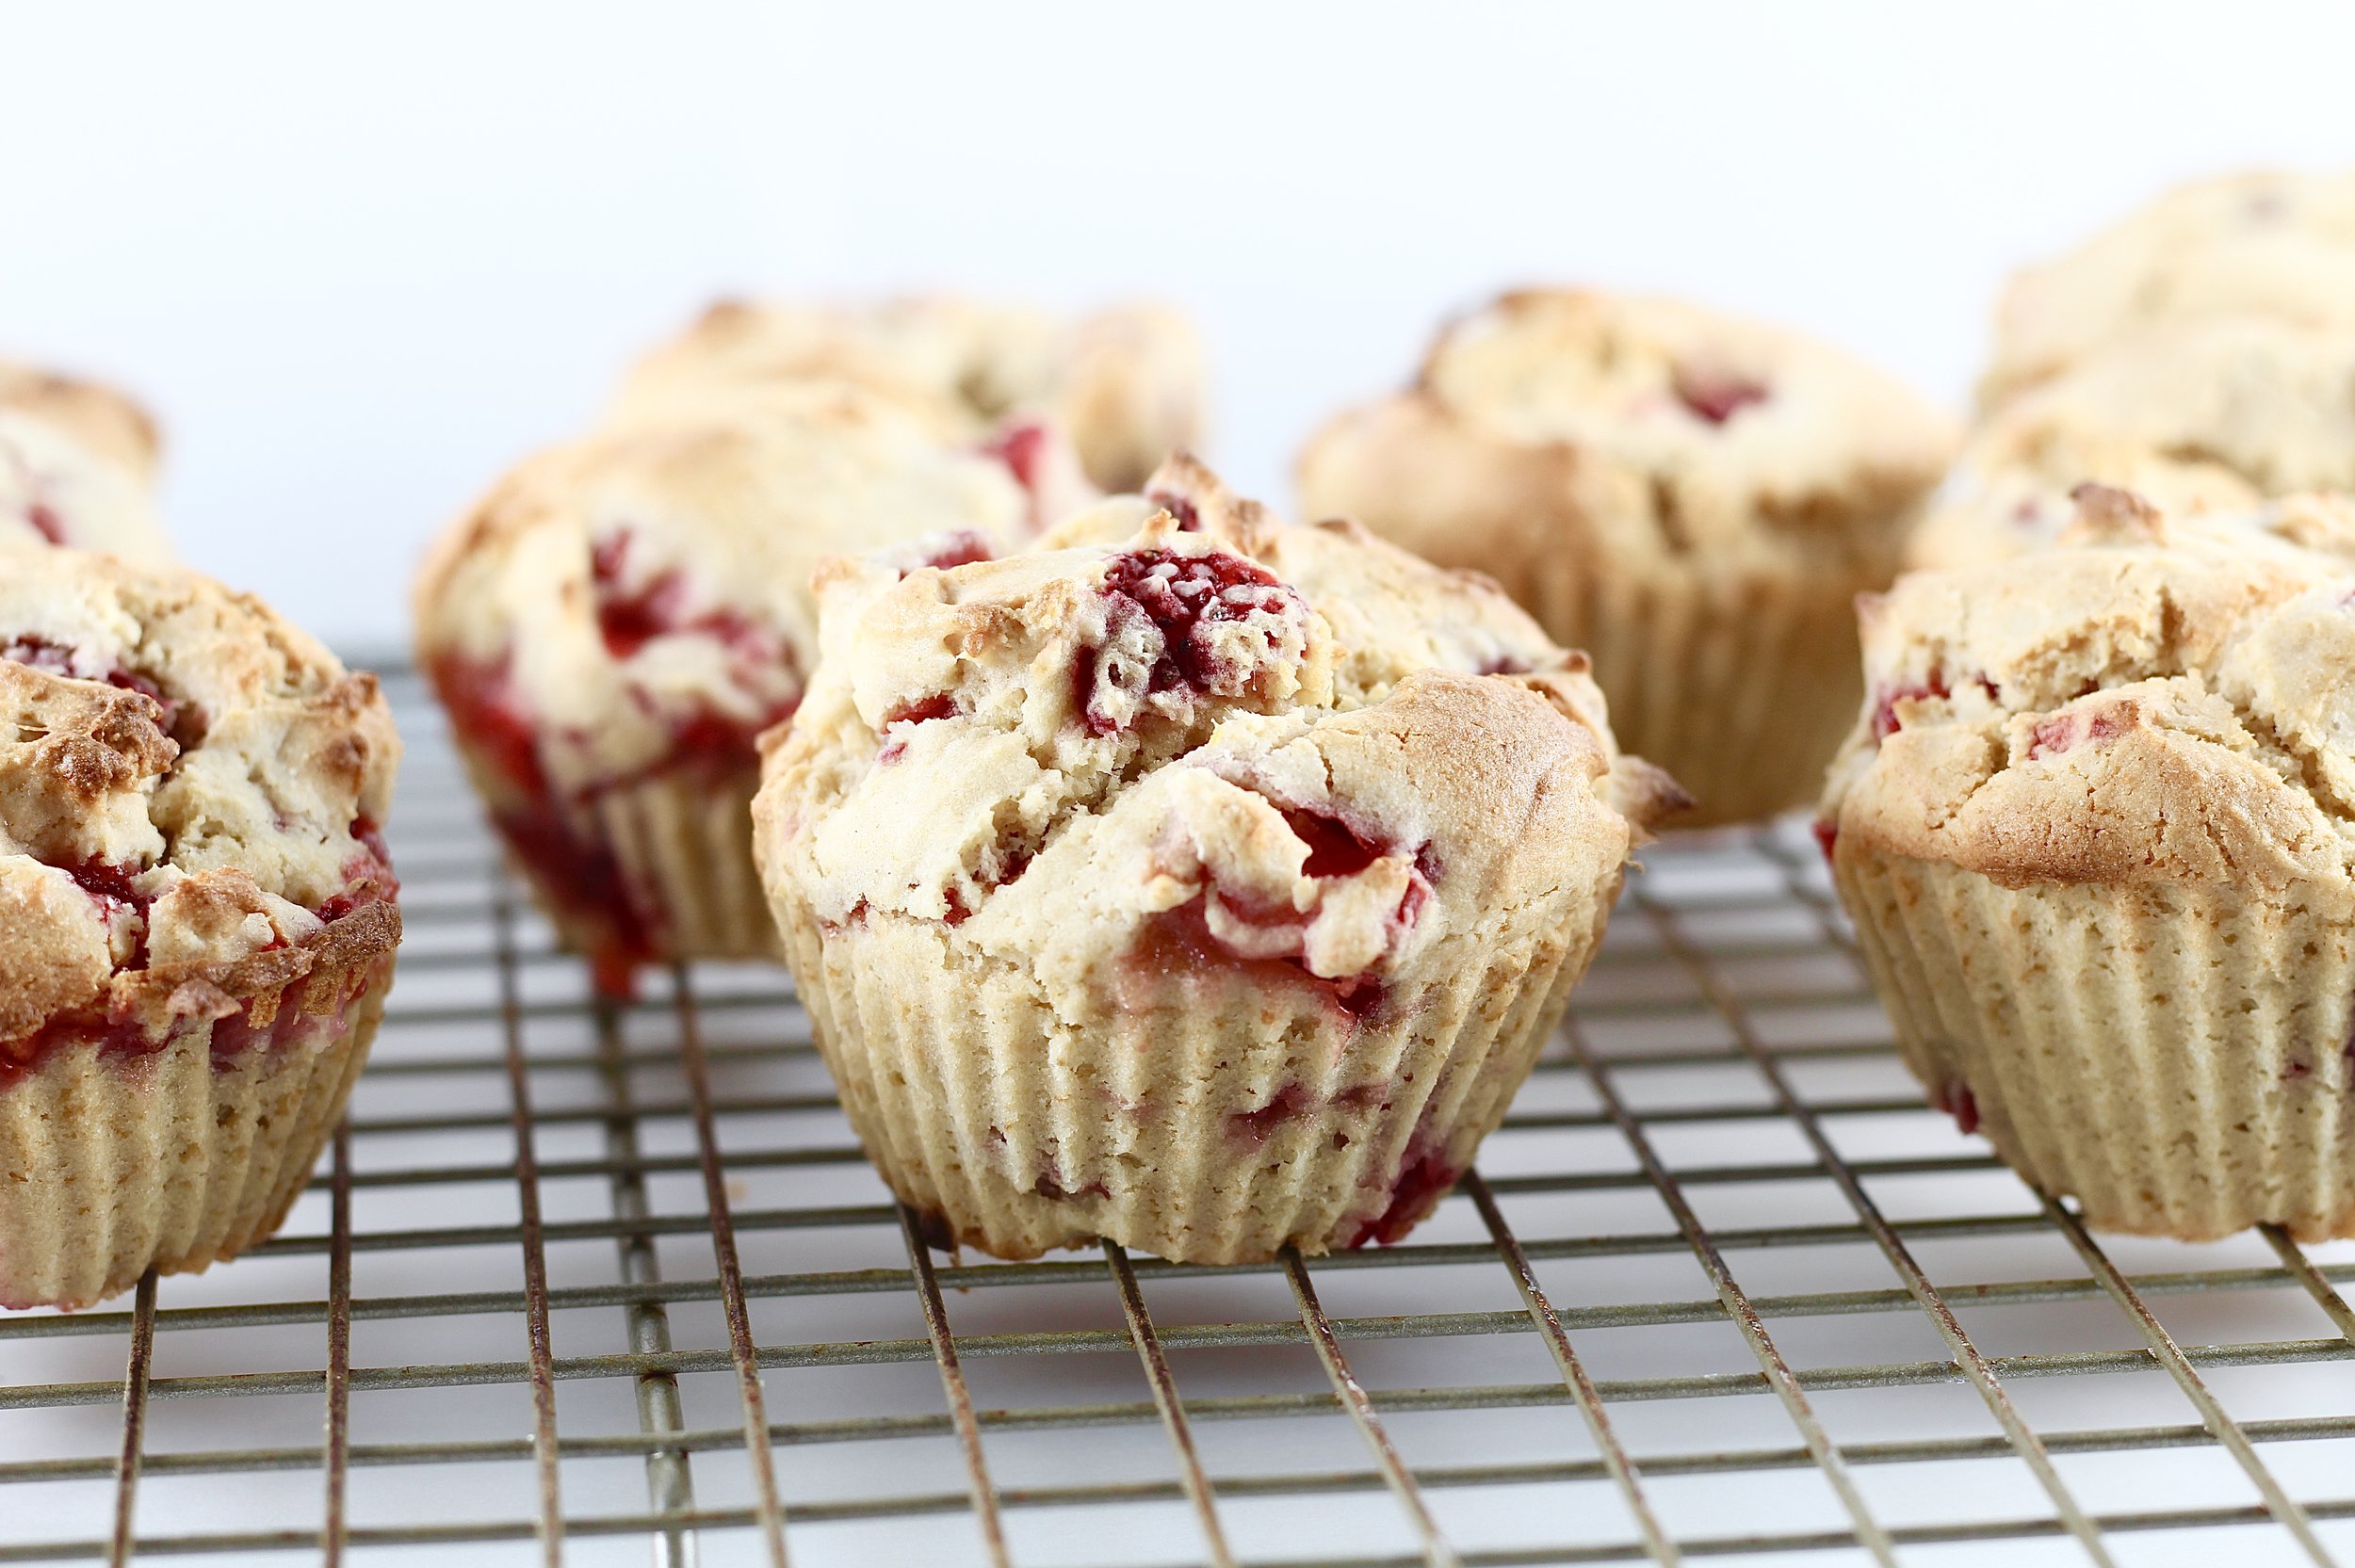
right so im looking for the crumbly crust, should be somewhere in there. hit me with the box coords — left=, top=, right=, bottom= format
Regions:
left=1826, top=486, right=2355, bottom=902
left=0, top=360, right=158, bottom=480
left=614, top=295, right=1205, bottom=493
left=1983, top=167, right=2355, bottom=407
left=1911, top=319, right=2355, bottom=569
left=0, top=358, right=169, bottom=559
left=0, top=549, right=401, bottom=1045
left=1297, top=287, right=1958, bottom=583
left=755, top=459, right=1674, bottom=1258
left=758, top=454, right=1675, bottom=997
left=1293, top=288, right=1953, bottom=824
left=414, top=380, right=1033, bottom=794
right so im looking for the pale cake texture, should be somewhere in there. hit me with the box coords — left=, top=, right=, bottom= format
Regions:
left=0, top=550, right=401, bottom=1306
left=414, top=380, right=1039, bottom=985
left=755, top=457, right=1680, bottom=1264
left=1296, top=287, right=1956, bottom=825
left=1823, top=486, right=2355, bottom=1239
left=617, top=295, right=1205, bottom=493
left=0, top=358, right=169, bottom=561
left=1982, top=167, right=2355, bottom=408
left=1911, top=319, right=2355, bottom=570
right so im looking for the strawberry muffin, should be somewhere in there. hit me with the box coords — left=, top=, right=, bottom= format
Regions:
left=1823, top=484, right=2355, bottom=1240
left=0, top=358, right=170, bottom=560
left=0, top=549, right=400, bottom=1307
left=616, top=295, right=1205, bottom=493
left=414, top=381, right=1047, bottom=993
left=1981, top=167, right=2355, bottom=408
left=1910, top=319, right=2355, bottom=570
left=753, top=457, right=1681, bottom=1264
left=1297, top=288, right=1957, bottom=825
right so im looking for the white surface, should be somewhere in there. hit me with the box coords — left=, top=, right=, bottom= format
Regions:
left=5, top=1, right=2355, bottom=647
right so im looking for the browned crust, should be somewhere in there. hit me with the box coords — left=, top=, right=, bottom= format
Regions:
left=1296, top=392, right=1616, bottom=609
left=27, top=897, right=404, bottom=1046
left=0, top=660, right=178, bottom=804
left=1830, top=491, right=2355, bottom=903
left=0, top=360, right=161, bottom=480
left=1841, top=719, right=2347, bottom=898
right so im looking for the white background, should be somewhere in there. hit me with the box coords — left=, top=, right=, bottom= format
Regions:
left=6, top=1, right=2355, bottom=649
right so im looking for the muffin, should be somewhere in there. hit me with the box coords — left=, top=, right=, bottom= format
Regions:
left=616, top=295, right=1206, bottom=493
left=1982, top=167, right=2355, bottom=408
left=1823, top=484, right=2355, bottom=1240
left=414, top=381, right=1044, bottom=994
left=0, top=358, right=169, bottom=559
left=0, top=549, right=400, bottom=1307
left=753, top=456, right=1681, bottom=1264
left=1296, top=288, right=1957, bottom=826
left=1910, top=319, right=2355, bottom=570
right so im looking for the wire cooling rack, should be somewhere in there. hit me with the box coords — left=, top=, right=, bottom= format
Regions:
left=8, top=667, right=2355, bottom=1568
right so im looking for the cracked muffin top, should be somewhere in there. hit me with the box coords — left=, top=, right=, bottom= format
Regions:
left=755, top=456, right=1682, bottom=995
left=1983, top=167, right=2355, bottom=407
left=614, top=294, right=1205, bottom=493
left=0, top=549, right=400, bottom=1043
left=1911, top=318, right=2355, bottom=570
left=1296, top=288, right=1957, bottom=575
left=1826, top=485, right=2355, bottom=901
left=0, top=358, right=169, bottom=560
left=414, top=380, right=1042, bottom=795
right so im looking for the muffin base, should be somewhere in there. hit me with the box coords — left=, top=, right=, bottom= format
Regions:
left=1835, top=842, right=2355, bottom=1240
left=1552, top=563, right=1866, bottom=828
left=0, top=955, right=397, bottom=1309
left=584, top=768, right=778, bottom=967
left=464, top=757, right=779, bottom=992
left=778, top=888, right=1614, bottom=1266
left=428, top=653, right=780, bottom=992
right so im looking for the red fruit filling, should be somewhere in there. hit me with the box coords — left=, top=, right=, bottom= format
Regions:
left=983, top=420, right=1048, bottom=497
left=2, top=636, right=180, bottom=734
left=1125, top=899, right=1386, bottom=1020
left=1146, top=486, right=1202, bottom=532
left=1226, top=1079, right=1389, bottom=1150
left=1344, top=1138, right=1463, bottom=1249
left=935, top=836, right=1038, bottom=928
left=1123, top=808, right=1430, bottom=1024
left=64, top=860, right=157, bottom=971
left=1811, top=818, right=1838, bottom=864
left=1078, top=549, right=1307, bottom=736
left=317, top=817, right=400, bottom=924
left=899, top=529, right=995, bottom=576
left=590, top=532, right=798, bottom=695
left=428, top=651, right=655, bottom=994
left=1227, top=1082, right=1315, bottom=1148
left=430, top=538, right=802, bottom=994
left=0, top=946, right=391, bottom=1094
left=1929, top=1079, right=1979, bottom=1136
left=878, top=692, right=958, bottom=765
left=1869, top=671, right=1996, bottom=741
left=590, top=534, right=686, bottom=660
left=2025, top=706, right=2129, bottom=760
left=25, top=503, right=65, bottom=546
left=1672, top=367, right=1770, bottom=426
left=1476, top=654, right=1532, bottom=676
left=1279, top=807, right=1384, bottom=879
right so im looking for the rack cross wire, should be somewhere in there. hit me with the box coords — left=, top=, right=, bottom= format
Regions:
left=5, top=667, right=2355, bottom=1566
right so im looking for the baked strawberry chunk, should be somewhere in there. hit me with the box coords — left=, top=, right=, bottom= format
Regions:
left=1079, top=549, right=1309, bottom=735
left=1672, top=367, right=1770, bottom=425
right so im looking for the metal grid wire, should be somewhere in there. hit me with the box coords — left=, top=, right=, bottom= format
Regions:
left=8, top=667, right=2355, bottom=1566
